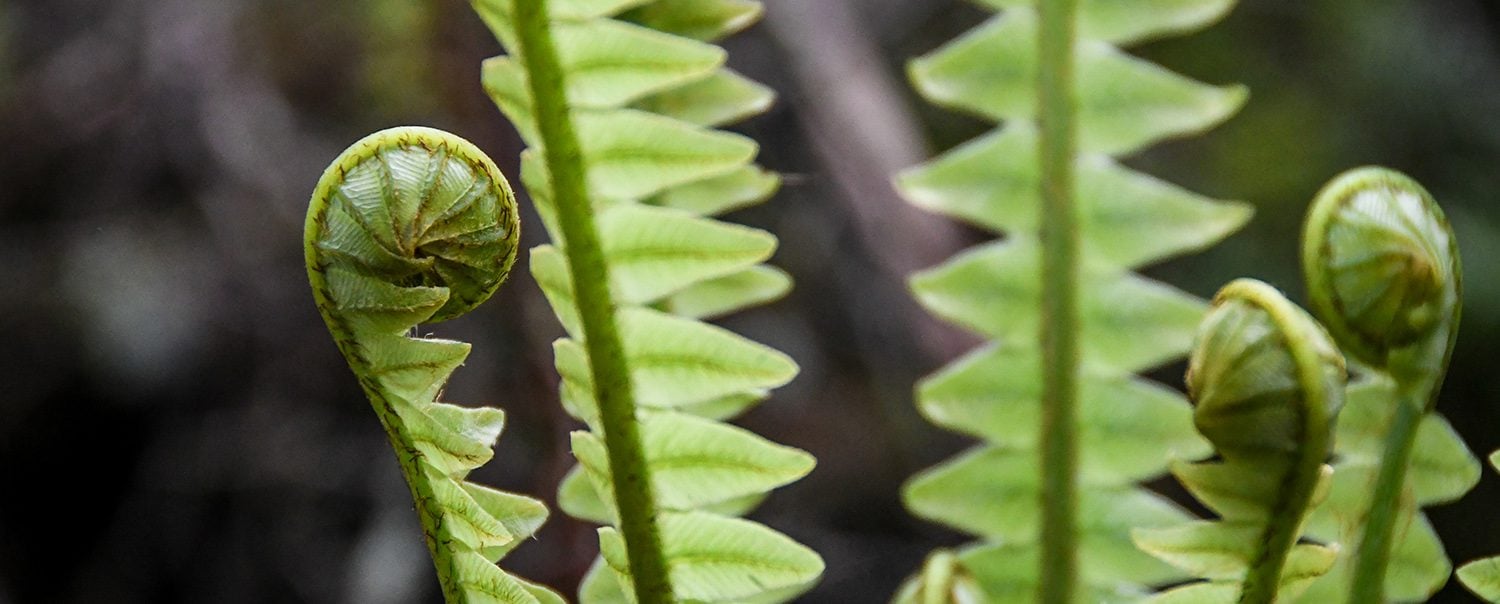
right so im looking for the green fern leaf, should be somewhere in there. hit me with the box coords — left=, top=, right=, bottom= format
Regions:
left=471, top=0, right=821, bottom=602
left=570, top=413, right=813, bottom=512
left=1460, top=557, right=1500, bottom=603
left=305, top=127, right=560, bottom=603
left=907, top=11, right=1244, bottom=155
left=895, top=1, right=1249, bottom=600
left=619, top=0, right=762, bottom=41
left=1460, top=454, right=1500, bottom=601
left=597, top=512, right=822, bottom=603
left=633, top=69, right=774, bottom=128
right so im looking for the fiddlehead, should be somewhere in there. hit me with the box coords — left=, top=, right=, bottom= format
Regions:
left=1303, top=167, right=1459, bottom=386
left=1135, top=279, right=1344, bottom=604
left=471, top=1, right=821, bottom=602
left=1296, top=167, right=1479, bottom=602
left=894, top=0, right=1251, bottom=601
left=305, top=127, right=562, bottom=603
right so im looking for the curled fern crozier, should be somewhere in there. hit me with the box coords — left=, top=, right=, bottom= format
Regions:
left=1303, top=166, right=1459, bottom=378
left=1136, top=279, right=1344, bottom=604
left=306, top=126, right=561, bottom=604
left=1296, top=167, right=1478, bottom=603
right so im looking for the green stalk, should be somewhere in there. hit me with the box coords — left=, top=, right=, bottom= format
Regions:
left=511, top=2, right=673, bottom=602
left=1036, top=0, right=1080, bottom=602
left=381, top=409, right=464, bottom=601
left=1348, top=389, right=1423, bottom=603
left=1240, top=426, right=1329, bottom=604
left=1234, top=287, right=1339, bottom=604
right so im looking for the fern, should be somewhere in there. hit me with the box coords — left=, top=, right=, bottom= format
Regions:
left=469, top=1, right=822, bottom=602
left=893, top=0, right=1250, bottom=601
left=1459, top=452, right=1500, bottom=601
left=1296, top=167, right=1480, bottom=602
left=1134, top=279, right=1344, bottom=603
left=304, top=127, right=561, bottom=603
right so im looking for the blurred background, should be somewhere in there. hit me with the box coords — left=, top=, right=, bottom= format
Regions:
left=2, top=0, right=1499, bottom=602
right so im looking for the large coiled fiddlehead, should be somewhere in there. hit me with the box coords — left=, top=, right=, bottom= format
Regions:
left=1135, top=279, right=1344, bottom=604
left=305, top=127, right=561, bottom=603
left=1296, top=167, right=1479, bottom=602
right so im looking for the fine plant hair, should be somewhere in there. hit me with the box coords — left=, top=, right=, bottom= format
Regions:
left=1296, top=168, right=1479, bottom=602
left=892, top=0, right=1250, bottom=600
left=304, top=127, right=561, bottom=603
left=469, top=0, right=823, bottom=603
left=1135, top=279, right=1345, bottom=603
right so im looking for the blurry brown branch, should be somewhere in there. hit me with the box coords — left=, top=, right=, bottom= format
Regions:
left=764, top=0, right=973, bottom=361
left=765, top=0, right=964, bottom=276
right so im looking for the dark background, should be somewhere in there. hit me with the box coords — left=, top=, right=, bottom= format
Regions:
left=3, top=0, right=1499, bottom=602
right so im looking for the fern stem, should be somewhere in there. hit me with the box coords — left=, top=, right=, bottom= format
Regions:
left=384, top=411, right=466, bottom=601
left=1036, top=0, right=1080, bottom=601
left=511, top=2, right=673, bottom=602
left=1239, top=442, right=1325, bottom=604
left=1349, top=386, right=1422, bottom=603
left=1233, top=285, right=1339, bottom=604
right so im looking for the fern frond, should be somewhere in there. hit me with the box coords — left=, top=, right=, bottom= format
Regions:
left=471, top=1, right=822, bottom=602
left=1135, top=279, right=1344, bottom=603
left=305, top=127, right=562, bottom=604
left=1296, top=167, right=1479, bottom=603
left=895, top=0, right=1251, bottom=600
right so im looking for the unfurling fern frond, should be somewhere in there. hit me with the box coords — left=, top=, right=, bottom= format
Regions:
left=1296, top=167, right=1479, bottom=603
left=1135, top=279, right=1344, bottom=603
left=894, top=0, right=1250, bottom=601
left=470, top=1, right=822, bottom=602
left=305, top=127, right=561, bottom=603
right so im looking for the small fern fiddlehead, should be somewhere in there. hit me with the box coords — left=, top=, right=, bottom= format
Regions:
left=1135, top=279, right=1344, bottom=604
left=1296, top=167, right=1479, bottom=602
left=1304, top=167, right=1459, bottom=385
left=470, top=1, right=822, bottom=602
left=894, top=1, right=1251, bottom=601
left=305, top=127, right=562, bottom=603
